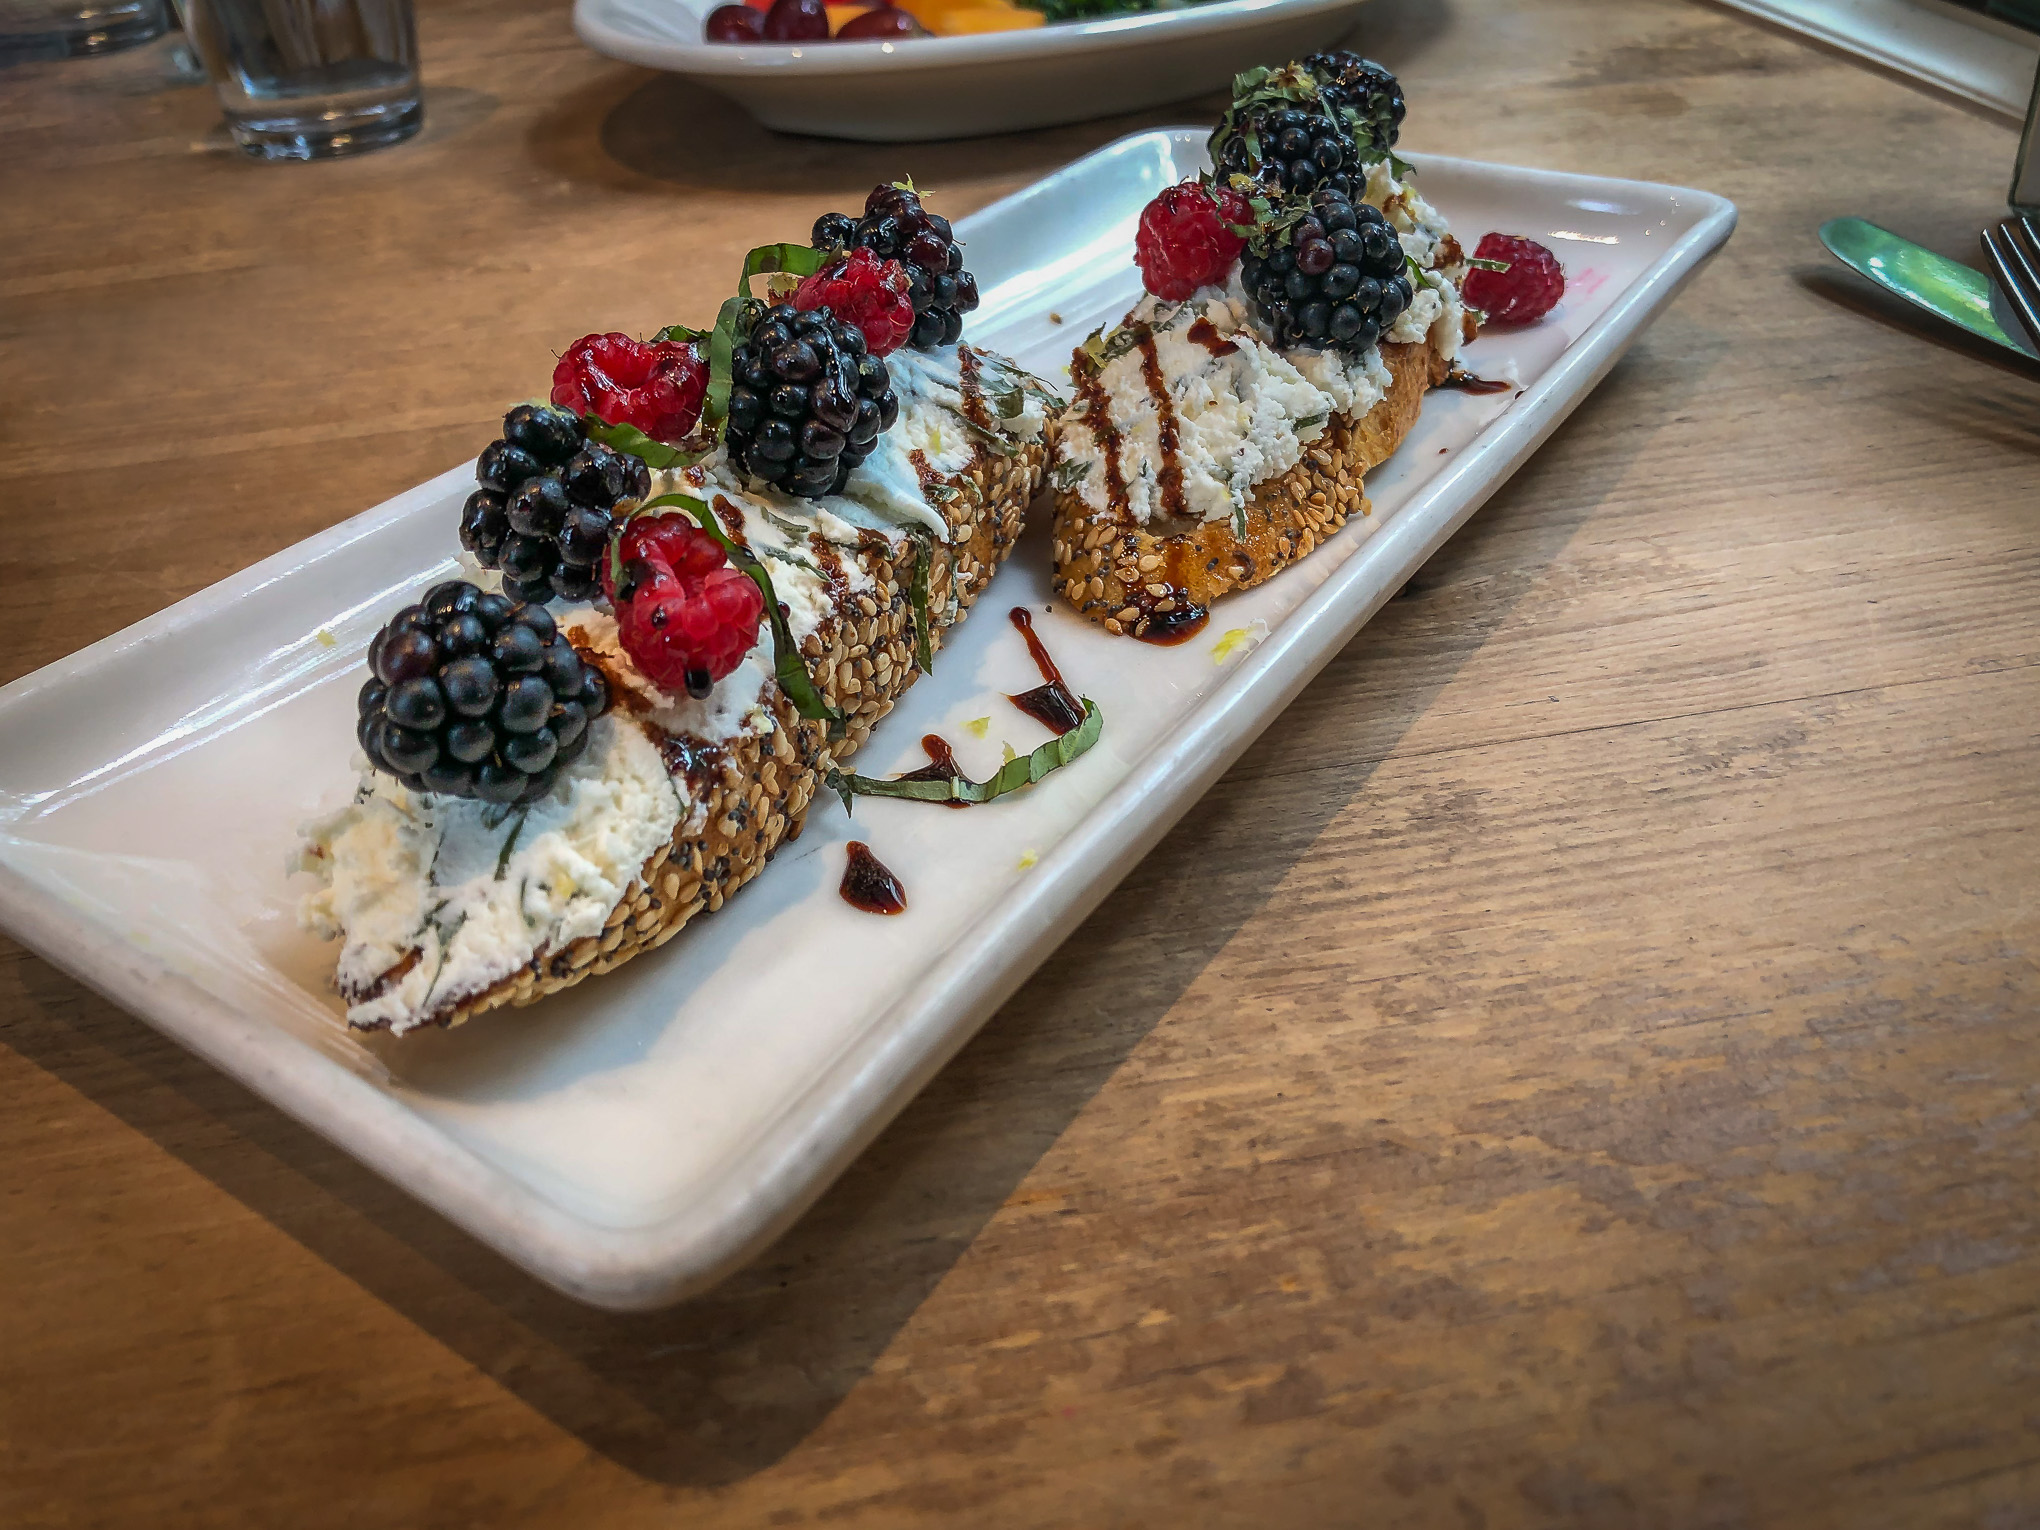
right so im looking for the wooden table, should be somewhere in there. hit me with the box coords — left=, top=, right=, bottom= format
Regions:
left=7, top=0, right=2040, bottom=1523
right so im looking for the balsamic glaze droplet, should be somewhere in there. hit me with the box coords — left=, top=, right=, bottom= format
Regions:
left=1006, top=607, right=1086, bottom=734
left=895, top=734, right=970, bottom=807
left=840, top=841, right=907, bottom=915
left=1441, top=367, right=1511, bottom=395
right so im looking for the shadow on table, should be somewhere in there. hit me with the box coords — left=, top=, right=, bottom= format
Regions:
left=1797, top=266, right=2040, bottom=387
left=0, top=348, right=1675, bottom=1487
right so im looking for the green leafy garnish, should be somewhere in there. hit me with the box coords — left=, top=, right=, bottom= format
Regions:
left=736, top=242, right=828, bottom=300
left=703, top=292, right=754, bottom=432
left=758, top=542, right=821, bottom=576
left=975, top=350, right=1066, bottom=419
left=827, top=699, right=1103, bottom=811
left=581, top=416, right=705, bottom=472
left=635, top=492, right=840, bottom=724
left=1077, top=302, right=1187, bottom=372
left=1050, top=457, right=1091, bottom=492
left=1465, top=255, right=1511, bottom=273
left=494, top=808, right=530, bottom=879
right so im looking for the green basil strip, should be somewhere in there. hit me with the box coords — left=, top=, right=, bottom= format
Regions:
left=636, top=492, right=841, bottom=724
left=652, top=322, right=711, bottom=344
left=909, top=536, right=935, bottom=674
left=826, top=699, right=1102, bottom=813
left=493, top=807, right=530, bottom=879
left=580, top=416, right=704, bottom=471
left=703, top=293, right=753, bottom=432
left=1464, top=256, right=1511, bottom=273
left=737, top=242, right=828, bottom=301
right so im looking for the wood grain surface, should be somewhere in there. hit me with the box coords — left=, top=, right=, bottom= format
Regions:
left=6, top=0, right=2040, bottom=1525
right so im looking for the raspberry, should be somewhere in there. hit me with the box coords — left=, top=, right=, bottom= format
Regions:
left=811, top=184, right=978, bottom=351
left=1460, top=233, right=1566, bottom=324
left=551, top=333, right=708, bottom=443
left=602, top=515, right=765, bottom=698
left=793, top=246, right=915, bottom=357
left=1135, top=180, right=1253, bottom=302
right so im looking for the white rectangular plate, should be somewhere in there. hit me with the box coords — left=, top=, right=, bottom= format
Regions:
left=0, top=133, right=1734, bottom=1310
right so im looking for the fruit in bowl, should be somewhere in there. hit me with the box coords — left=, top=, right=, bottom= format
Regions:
left=706, top=0, right=1127, bottom=42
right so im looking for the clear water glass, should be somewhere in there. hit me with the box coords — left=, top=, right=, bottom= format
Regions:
left=182, top=0, right=421, bottom=161
left=0, top=0, right=166, bottom=62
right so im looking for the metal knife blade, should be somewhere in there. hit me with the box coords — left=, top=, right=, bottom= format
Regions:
left=1818, top=216, right=2038, bottom=358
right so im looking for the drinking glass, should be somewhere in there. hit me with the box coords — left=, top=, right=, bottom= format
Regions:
left=0, top=0, right=166, bottom=62
left=181, top=0, right=421, bottom=161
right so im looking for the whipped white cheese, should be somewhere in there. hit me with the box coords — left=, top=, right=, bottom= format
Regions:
left=295, top=717, right=682, bottom=1032
left=295, top=339, right=1056, bottom=1032
left=1055, top=160, right=1467, bottom=529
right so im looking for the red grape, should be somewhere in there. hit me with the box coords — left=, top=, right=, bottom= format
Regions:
left=704, top=2, right=762, bottom=39
left=762, top=0, right=828, bottom=40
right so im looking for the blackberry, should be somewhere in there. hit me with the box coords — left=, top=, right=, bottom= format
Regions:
left=1212, top=97, right=1360, bottom=201
left=724, top=302, right=899, bottom=499
left=811, top=183, right=978, bottom=350
left=356, top=580, right=612, bottom=805
left=1240, top=189, right=1413, bottom=354
left=460, top=403, right=651, bottom=606
left=1305, top=51, right=1406, bottom=155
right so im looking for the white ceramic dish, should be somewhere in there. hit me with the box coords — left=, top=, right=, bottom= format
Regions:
left=574, top=0, right=1379, bottom=140
left=1715, top=0, right=2037, bottom=120
left=0, top=132, right=1734, bottom=1310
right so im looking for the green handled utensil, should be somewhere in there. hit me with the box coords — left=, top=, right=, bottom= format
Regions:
left=1818, top=216, right=2032, bottom=355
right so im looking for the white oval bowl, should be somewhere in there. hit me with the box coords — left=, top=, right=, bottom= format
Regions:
left=574, top=0, right=1381, bottom=141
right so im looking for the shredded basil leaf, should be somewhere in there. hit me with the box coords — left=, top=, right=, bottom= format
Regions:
left=494, top=808, right=530, bottom=879
left=737, top=242, right=828, bottom=300
left=827, top=699, right=1102, bottom=811
left=581, top=416, right=704, bottom=471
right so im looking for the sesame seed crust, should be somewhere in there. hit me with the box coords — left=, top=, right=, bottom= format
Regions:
left=361, top=435, right=1049, bottom=1033
left=1049, top=338, right=1446, bottom=637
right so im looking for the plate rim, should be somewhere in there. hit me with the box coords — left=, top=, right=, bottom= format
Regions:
left=0, top=136, right=1738, bottom=1309
left=574, top=0, right=1374, bottom=77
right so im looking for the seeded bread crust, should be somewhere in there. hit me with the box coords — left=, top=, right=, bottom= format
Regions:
left=347, top=438, right=1047, bottom=1031
left=1050, top=337, right=1447, bottom=637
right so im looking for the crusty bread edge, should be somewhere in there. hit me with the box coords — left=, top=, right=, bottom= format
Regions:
left=1050, top=337, right=1448, bottom=637
left=350, top=437, right=1047, bottom=1032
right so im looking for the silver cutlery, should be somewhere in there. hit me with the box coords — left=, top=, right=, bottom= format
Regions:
left=1980, top=214, right=2040, bottom=353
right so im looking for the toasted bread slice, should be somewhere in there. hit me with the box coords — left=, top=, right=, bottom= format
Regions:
left=299, top=426, right=1048, bottom=1035
left=1050, top=337, right=1447, bottom=640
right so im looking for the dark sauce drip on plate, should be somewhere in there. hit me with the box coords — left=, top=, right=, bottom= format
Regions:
left=1006, top=607, right=1085, bottom=735
left=840, top=841, right=907, bottom=915
left=1131, top=601, right=1209, bottom=645
left=1441, top=367, right=1512, bottom=395
left=894, top=733, right=970, bottom=807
